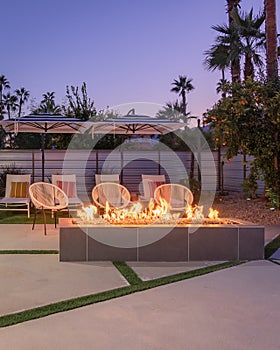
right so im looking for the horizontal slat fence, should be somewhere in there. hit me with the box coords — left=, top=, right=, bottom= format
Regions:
left=0, top=149, right=264, bottom=198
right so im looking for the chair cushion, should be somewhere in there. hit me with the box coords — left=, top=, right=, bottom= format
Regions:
left=148, top=180, right=165, bottom=197
left=57, top=181, right=75, bottom=198
left=10, top=182, right=29, bottom=198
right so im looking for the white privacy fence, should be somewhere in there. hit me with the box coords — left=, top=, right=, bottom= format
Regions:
left=0, top=149, right=264, bottom=197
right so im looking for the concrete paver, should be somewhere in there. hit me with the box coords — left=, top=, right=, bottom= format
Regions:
left=0, top=224, right=58, bottom=250
left=0, top=255, right=127, bottom=316
left=0, top=260, right=280, bottom=350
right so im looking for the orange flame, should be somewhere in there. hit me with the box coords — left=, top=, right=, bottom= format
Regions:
left=77, top=198, right=220, bottom=225
left=208, top=207, right=219, bottom=220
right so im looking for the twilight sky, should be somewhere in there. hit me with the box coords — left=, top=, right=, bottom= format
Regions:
left=1, top=0, right=278, bottom=119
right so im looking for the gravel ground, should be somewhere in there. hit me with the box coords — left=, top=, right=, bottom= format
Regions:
left=212, top=192, right=280, bottom=225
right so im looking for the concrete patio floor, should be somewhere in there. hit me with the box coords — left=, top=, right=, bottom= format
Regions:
left=0, top=255, right=128, bottom=316
left=0, top=223, right=279, bottom=349
left=0, top=260, right=279, bottom=350
left=0, top=224, right=58, bottom=250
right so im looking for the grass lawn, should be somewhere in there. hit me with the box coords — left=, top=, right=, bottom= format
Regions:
left=265, top=234, right=280, bottom=259
left=0, top=209, right=70, bottom=224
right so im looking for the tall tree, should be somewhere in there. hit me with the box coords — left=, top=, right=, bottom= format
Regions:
left=205, top=6, right=265, bottom=82
left=204, top=43, right=229, bottom=83
left=227, top=0, right=242, bottom=81
left=206, top=22, right=242, bottom=82
left=34, top=91, right=61, bottom=114
left=171, top=75, right=196, bottom=180
left=0, top=75, right=10, bottom=119
left=265, top=0, right=278, bottom=80
left=216, top=78, right=229, bottom=97
left=62, top=82, right=97, bottom=121
left=15, top=87, right=30, bottom=118
left=232, top=8, right=265, bottom=80
left=3, top=93, right=18, bottom=119
left=265, top=0, right=279, bottom=176
left=170, top=75, right=194, bottom=116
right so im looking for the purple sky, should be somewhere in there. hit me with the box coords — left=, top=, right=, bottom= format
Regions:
left=1, top=0, right=278, bottom=118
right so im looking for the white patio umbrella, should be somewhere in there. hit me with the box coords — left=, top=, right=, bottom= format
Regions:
left=90, top=112, right=187, bottom=184
left=0, top=113, right=92, bottom=181
left=91, top=113, right=187, bottom=135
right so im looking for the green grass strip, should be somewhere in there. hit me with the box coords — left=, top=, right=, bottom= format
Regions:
left=268, top=258, right=280, bottom=266
left=265, top=234, right=280, bottom=259
left=113, top=261, right=143, bottom=285
left=0, top=250, right=58, bottom=254
left=0, top=211, right=70, bottom=224
left=0, top=260, right=245, bottom=328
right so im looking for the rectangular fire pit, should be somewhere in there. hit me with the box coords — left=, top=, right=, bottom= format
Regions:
left=59, top=218, right=264, bottom=261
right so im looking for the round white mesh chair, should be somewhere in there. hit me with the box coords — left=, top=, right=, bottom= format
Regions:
left=154, top=183, right=194, bottom=211
left=29, top=182, right=69, bottom=235
left=92, top=182, right=131, bottom=209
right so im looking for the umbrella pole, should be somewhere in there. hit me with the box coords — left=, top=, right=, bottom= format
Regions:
left=41, top=134, right=45, bottom=182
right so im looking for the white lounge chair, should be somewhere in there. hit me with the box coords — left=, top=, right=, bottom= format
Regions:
left=0, top=174, right=31, bottom=218
left=95, top=174, right=120, bottom=185
left=52, top=174, right=83, bottom=212
left=140, top=174, right=166, bottom=201
left=154, top=183, right=193, bottom=210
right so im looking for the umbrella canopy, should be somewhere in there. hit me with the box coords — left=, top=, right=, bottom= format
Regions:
left=0, top=113, right=90, bottom=134
left=0, top=113, right=91, bottom=181
left=91, top=114, right=187, bottom=135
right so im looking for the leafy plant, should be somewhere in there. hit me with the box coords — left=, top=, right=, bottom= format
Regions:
left=241, top=173, right=258, bottom=199
left=179, top=177, right=201, bottom=204
left=265, top=188, right=280, bottom=209
left=205, top=79, right=280, bottom=200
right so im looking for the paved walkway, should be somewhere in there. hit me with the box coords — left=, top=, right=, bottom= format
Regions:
left=0, top=224, right=279, bottom=349
left=0, top=224, right=58, bottom=250
left=0, top=255, right=127, bottom=316
left=0, top=260, right=279, bottom=350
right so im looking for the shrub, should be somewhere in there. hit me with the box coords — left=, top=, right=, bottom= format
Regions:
left=241, top=175, right=258, bottom=199
left=265, top=188, right=280, bottom=209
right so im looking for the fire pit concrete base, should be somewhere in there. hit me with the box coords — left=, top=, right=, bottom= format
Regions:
left=59, top=219, right=264, bottom=261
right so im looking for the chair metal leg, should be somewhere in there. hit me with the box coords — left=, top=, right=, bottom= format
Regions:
left=42, top=209, right=47, bottom=235
left=32, top=208, right=37, bottom=230
left=54, top=211, right=57, bottom=228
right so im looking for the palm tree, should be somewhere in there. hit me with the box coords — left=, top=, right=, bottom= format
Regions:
left=206, top=6, right=265, bottom=82
left=265, top=0, right=278, bottom=81
left=232, top=8, right=265, bottom=80
left=171, top=75, right=196, bottom=181
left=15, top=87, right=30, bottom=118
left=0, top=75, right=10, bottom=118
left=170, top=75, right=194, bottom=116
left=227, top=0, right=242, bottom=81
left=227, top=0, right=241, bottom=24
left=204, top=43, right=229, bottom=82
left=208, top=22, right=242, bottom=82
left=3, top=93, right=18, bottom=119
left=157, top=100, right=188, bottom=122
left=216, top=78, right=229, bottom=97
left=35, top=91, right=61, bottom=114
left=264, top=0, right=279, bottom=179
